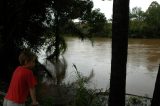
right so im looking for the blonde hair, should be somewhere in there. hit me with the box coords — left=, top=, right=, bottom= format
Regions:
left=19, top=48, right=37, bottom=65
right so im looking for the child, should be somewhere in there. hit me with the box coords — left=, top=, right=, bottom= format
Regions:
left=3, top=49, right=39, bottom=106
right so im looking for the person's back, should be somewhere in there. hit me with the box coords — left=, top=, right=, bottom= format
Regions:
left=5, top=66, right=37, bottom=104
left=3, top=49, right=39, bottom=106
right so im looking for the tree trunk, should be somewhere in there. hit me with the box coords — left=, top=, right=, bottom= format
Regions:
left=151, top=65, right=160, bottom=106
left=108, top=0, right=129, bottom=106
left=55, top=11, right=60, bottom=62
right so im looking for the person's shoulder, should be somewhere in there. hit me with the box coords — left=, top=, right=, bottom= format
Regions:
left=17, top=66, right=32, bottom=73
left=14, top=66, right=22, bottom=72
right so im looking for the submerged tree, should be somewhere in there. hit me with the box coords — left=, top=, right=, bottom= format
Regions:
left=44, top=0, right=93, bottom=62
left=108, top=0, right=129, bottom=106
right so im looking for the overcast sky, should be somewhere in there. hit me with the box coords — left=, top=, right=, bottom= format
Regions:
left=92, top=0, right=160, bottom=19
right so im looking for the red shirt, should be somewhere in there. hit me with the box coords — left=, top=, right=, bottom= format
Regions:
left=5, top=66, right=37, bottom=104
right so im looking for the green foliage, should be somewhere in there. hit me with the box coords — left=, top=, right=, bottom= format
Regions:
left=45, top=0, right=93, bottom=61
left=45, top=33, right=67, bottom=62
left=49, top=0, right=93, bottom=29
left=144, top=1, right=160, bottom=37
left=130, top=7, right=145, bottom=21
left=129, top=7, right=146, bottom=38
left=70, top=64, right=107, bottom=106
left=0, top=0, right=94, bottom=81
left=0, top=0, right=52, bottom=49
left=129, top=1, right=160, bottom=38
left=127, top=96, right=143, bottom=105
left=51, top=0, right=93, bottom=20
left=38, top=96, right=55, bottom=106
left=25, top=93, right=55, bottom=106
left=80, top=9, right=108, bottom=37
left=0, top=0, right=52, bottom=81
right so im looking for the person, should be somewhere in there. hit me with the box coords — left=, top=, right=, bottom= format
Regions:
left=3, top=49, right=39, bottom=106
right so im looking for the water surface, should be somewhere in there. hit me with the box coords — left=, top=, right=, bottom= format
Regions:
left=63, top=37, right=160, bottom=98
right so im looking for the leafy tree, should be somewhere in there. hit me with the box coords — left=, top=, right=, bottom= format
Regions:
left=130, top=7, right=145, bottom=21
left=79, top=9, right=108, bottom=37
left=0, top=0, right=93, bottom=82
left=45, top=0, right=93, bottom=62
left=129, top=7, right=146, bottom=38
left=129, top=1, right=160, bottom=38
left=0, top=0, right=52, bottom=82
left=144, top=1, right=160, bottom=38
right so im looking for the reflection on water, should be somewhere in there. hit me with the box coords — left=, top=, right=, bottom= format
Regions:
left=63, top=37, right=160, bottom=98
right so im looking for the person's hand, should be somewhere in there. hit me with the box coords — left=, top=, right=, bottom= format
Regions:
left=31, top=101, right=39, bottom=106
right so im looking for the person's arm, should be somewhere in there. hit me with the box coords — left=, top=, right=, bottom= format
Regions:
left=29, top=87, right=39, bottom=106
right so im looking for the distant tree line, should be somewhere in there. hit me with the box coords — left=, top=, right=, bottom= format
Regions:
left=129, top=1, right=160, bottom=38
left=65, top=1, right=160, bottom=38
left=61, top=8, right=111, bottom=37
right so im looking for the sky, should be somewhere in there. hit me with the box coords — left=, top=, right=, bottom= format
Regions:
left=92, top=0, right=160, bottom=19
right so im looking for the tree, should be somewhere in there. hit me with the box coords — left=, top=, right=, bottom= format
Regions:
left=129, top=7, right=146, bottom=38
left=130, top=7, right=145, bottom=21
left=151, top=65, right=160, bottom=106
left=45, top=0, right=93, bottom=62
left=0, top=0, right=52, bottom=82
left=144, top=1, right=160, bottom=38
left=108, top=0, right=129, bottom=106
left=80, top=9, right=107, bottom=36
left=128, top=1, right=160, bottom=38
left=0, top=0, right=93, bottom=82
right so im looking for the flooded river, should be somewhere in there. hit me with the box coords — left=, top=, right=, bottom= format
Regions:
left=63, top=37, right=160, bottom=98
